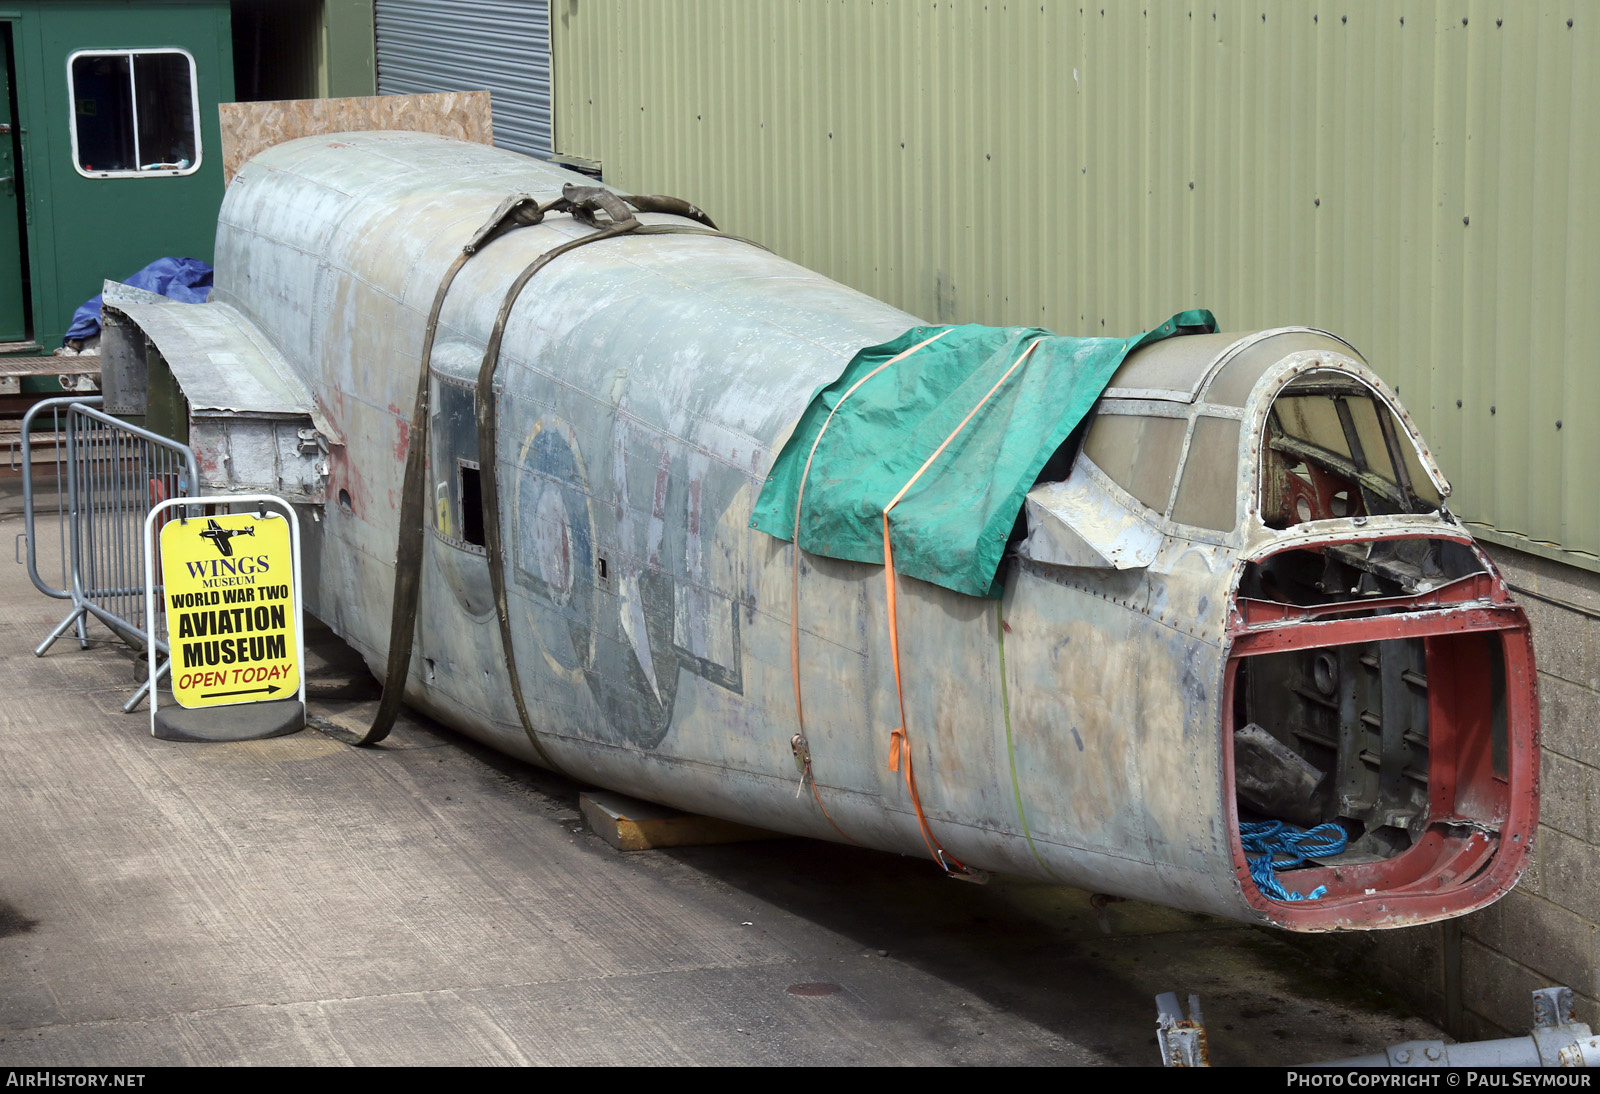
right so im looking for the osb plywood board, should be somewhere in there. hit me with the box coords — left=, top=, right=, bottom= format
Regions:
left=219, top=91, right=493, bottom=184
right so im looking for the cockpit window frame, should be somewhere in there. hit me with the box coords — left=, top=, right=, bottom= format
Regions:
left=1075, top=345, right=1451, bottom=554
left=1079, top=398, right=1247, bottom=546
left=1237, top=353, right=1452, bottom=535
left=1079, top=400, right=1191, bottom=521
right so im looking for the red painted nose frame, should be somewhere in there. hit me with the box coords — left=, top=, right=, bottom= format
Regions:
left=1224, top=567, right=1538, bottom=930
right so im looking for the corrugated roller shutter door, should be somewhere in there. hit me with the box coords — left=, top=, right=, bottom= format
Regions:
left=375, top=0, right=552, bottom=158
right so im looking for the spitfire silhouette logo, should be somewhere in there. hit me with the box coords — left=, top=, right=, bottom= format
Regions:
left=199, top=518, right=255, bottom=557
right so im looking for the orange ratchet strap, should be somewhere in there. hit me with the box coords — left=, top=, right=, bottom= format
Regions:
left=788, top=329, right=954, bottom=844
left=882, top=337, right=1041, bottom=877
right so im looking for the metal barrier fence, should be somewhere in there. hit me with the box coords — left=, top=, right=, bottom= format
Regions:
left=21, top=400, right=200, bottom=711
left=17, top=395, right=94, bottom=611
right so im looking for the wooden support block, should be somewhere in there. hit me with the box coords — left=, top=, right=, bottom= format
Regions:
left=579, top=791, right=785, bottom=852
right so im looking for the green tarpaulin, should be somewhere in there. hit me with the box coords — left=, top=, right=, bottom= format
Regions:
left=750, top=310, right=1218, bottom=598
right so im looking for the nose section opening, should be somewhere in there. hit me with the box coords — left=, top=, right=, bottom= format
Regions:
left=1223, top=541, right=1538, bottom=929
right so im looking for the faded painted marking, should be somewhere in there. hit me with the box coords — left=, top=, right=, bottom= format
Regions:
left=614, top=423, right=663, bottom=703
left=390, top=402, right=410, bottom=461
left=511, top=415, right=744, bottom=751
left=514, top=418, right=595, bottom=686
left=532, top=486, right=574, bottom=604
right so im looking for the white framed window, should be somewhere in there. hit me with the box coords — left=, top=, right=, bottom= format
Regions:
left=67, top=49, right=201, bottom=178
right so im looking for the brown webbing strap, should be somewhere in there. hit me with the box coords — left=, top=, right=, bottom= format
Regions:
left=326, top=196, right=544, bottom=747
left=342, top=185, right=739, bottom=755
left=473, top=189, right=753, bottom=768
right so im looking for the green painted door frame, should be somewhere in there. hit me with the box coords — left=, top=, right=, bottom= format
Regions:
left=0, top=21, right=26, bottom=342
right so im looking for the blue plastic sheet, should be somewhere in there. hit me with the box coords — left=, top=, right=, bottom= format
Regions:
left=63, top=257, right=214, bottom=344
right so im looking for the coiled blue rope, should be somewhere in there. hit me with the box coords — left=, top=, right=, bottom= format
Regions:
left=1239, top=820, right=1347, bottom=901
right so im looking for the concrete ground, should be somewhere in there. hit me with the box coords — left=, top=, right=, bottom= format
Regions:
left=0, top=469, right=1446, bottom=1066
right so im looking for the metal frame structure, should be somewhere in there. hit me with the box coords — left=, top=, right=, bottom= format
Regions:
left=27, top=400, right=199, bottom=711
left=18, top=395, right=94, bottom=606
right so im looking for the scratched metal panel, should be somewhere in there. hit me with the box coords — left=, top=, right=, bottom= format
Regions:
left=101, top=285, right=317, bottom=419
left=207, top=129, right=1541, bottom=927
left=552, top=0, right=1600, bottom=569
left=376, top=0, right=553, bottom=157
left=211, top=132, right=1242, bottom=913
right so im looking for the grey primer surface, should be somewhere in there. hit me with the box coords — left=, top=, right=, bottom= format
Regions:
left=145, top=130, right=1532, bottom=932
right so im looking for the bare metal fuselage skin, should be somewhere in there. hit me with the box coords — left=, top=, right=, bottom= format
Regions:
left=201, top=133, right=1536, bottom=930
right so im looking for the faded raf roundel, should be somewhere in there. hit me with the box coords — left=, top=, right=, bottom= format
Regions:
left=532, top=484, right=574, bottom=606
left=513, top=419, right=594, bottom=680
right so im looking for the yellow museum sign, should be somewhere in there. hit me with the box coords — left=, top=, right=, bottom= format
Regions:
left=159, top=512, right=300, bottom=709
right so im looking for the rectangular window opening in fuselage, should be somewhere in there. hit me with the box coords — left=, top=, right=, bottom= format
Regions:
left=459, top=462, right=484, bottom=547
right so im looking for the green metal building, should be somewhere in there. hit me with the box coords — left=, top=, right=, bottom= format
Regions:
left=0, top=0, right=376, bottom=355
left=555, top=0, right=1599, bottom=581
left=1, top=0, right=234, bottom=353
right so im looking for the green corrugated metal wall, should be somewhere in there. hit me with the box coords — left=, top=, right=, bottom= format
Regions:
left=553, top=0, right=1598, bottom=570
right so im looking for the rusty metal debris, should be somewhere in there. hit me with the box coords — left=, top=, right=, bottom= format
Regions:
left=1155, top=992, right=1210, bottom=1067
left=1314, top=987, right=1600, bottom=1068
left=1158, top=986, right=1600, bottom=1067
